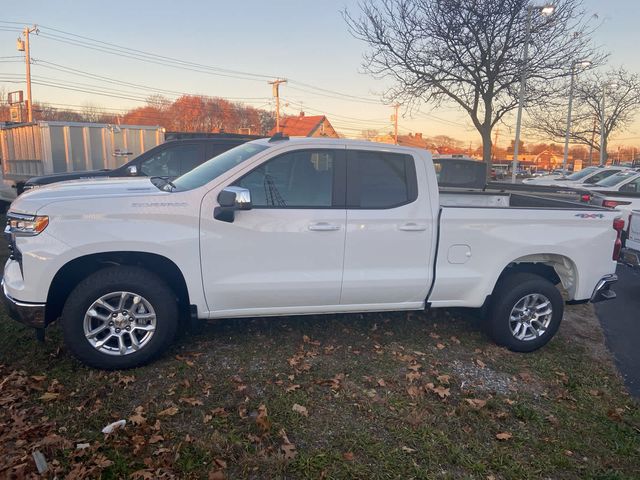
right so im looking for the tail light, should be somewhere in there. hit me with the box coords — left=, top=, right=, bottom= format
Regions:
left=580, top=193, right=591, bottom=203
left=603, top=199, right=632, bottom=208
left=612, top=217, right=625, bottom=260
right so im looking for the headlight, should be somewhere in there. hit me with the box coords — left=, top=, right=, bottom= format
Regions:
left=6, top=212, right=49, bottom=236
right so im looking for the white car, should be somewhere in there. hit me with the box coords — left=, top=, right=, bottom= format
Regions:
left=3, top=137, right=620, bottom=369
left=621, top=210, right=640, bottom=267
left=589, top=171, right=640, bottom=227
left=523, top=166, right=626, bottom=187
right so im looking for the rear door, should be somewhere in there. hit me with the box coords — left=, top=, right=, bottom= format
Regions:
left=340, top=148, right=436, bottom=306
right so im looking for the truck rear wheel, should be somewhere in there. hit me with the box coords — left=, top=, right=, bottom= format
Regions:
left=61, top=266, right=178, bottom=369
left=487, top=272, right=563, bottom=352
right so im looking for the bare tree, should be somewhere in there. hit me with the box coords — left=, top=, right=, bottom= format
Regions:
left=344, top=0, right=604, bottom=165
left=528, top=68, right=640, bottom=163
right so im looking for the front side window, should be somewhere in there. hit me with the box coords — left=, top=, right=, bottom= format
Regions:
left=595, top=171, right=637, bottom=188
left=583, top=169, right=621, bottom=184
left=619, top=177, right=640, bottom=193
left=348, top=150, right=417, bottom=208
left=235, top=150, right=336, bottom=208
left=141, top=144, right=200, bottom=177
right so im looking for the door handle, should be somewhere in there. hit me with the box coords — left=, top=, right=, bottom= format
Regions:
left=398, top=223, right=427, bottom=231
left=308, top=222, right=341, bottom=231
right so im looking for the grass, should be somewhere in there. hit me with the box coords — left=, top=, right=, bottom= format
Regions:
left=0, top=255, right=638, bottom=478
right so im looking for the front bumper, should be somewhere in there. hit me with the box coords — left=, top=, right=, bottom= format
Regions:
left=590, top=274, right=618, bottom=303
left=1, top=280, right=46, bottom=328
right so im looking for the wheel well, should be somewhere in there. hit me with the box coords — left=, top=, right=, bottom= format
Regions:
left=46, top=252, right=190, bottom=324
left=496, top=254, right=577, bottom=297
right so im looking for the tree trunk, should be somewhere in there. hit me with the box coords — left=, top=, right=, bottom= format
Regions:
left=480, top=128, right=493, bottom=181
left=601, top=137, right=608, bottom=165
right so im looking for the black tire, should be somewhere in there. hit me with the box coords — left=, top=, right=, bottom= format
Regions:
left=487, top=272, right=564, bottom=352
left=61, top=266, right=178, bottom=369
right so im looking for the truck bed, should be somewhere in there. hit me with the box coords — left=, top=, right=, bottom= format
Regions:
left=439, top=189, right=604, bottom=210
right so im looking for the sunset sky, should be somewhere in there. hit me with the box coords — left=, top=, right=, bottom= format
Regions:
left=1, top=0, right=638, bottom=148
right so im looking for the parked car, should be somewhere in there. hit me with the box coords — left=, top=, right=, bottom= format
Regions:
left=3, top=137, right=620, bottom=369
left=620, top=210, right=640, bottom=267
left=523, top=166, right=626, bottom=187
left=22, top=137, right=260, bottom=193
left=589, top=171, right=640, bottom=232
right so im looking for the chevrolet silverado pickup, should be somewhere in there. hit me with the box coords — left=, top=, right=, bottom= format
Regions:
left=2, top=137, right=621, bottom=369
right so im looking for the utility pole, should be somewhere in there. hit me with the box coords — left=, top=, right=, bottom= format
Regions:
left=17, top=25, right=38, bottom=123
left=587, top=115, right=597, bottom=166
left=492, top=127, right=500, bottom=161
left=393, top=104, right=399, bottom=145
left=268, top=79, right=287, bottom=133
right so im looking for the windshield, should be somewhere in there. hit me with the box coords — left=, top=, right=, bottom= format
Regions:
left=563, top=167, right=599, bottom=181
left=170, top=142, right=269, bottom=191
left=594, top=171, right=639, bottom=187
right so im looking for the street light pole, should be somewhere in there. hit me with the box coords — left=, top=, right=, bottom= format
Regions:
left=511, top=4, right=555, bottom=183
left=562, top=60, right=590, bottom=173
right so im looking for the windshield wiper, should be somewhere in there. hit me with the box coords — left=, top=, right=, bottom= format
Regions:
left=150, top=176, right=177, bottom=192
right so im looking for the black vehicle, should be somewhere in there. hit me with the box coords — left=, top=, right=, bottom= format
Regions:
left=22, top=136, right=260, bottom=193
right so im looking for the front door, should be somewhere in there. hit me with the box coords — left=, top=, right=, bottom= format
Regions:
left=200, top=147, right=347, bottom=316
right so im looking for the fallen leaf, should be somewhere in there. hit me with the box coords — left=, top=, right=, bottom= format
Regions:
left=436, top=343, right=446, bottom=350
left=437, top=375, right=451, bottom=385
left=208, top=470, right=225, bottom=480
left=401, top=446, right=417, bottom=453
left=450, top=336, right=461, bottom=344
left=148, top=434, right=164, bottom=444
left=158, top=406, right=179, bottom=417
left=429, top=332, right=440, bottom=339
left=406, top=385, right=422, bottom=398
left=279, top=429, right=297, bottom=460
left=40, top=392, right=60, bottom=402
left=377, top=379, right=386, bottom=387
left=343, top=452, right=354, bottom=461
left=405, top=371, right=421, bottom=382
left=214, top=458, right=227, bottom=469
left=292, top=403, right=309, bottom=417
left=465, top=398, right=487, bottom=409
left=286, top=384, right=301, bottom=393
left=476, top=359, right=486, bottom=368
left=496, top=432, right=512, bottom=441
left=179, top=397, right=204, bottom=406
left=129, top=406, right=146, bottom=425
left=256, top=404, right=271, bottom=432
left=432, top=385, right=450, bottom=398
left=31, top=375, right=47, bottom=382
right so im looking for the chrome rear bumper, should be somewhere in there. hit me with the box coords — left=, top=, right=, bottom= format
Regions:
left=1, top=280, right=46, bottom=329
left=590, top=274, right=617, bottom=303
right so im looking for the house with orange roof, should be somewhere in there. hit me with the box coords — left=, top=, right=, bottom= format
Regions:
left=268, top=112, right=339, bottom=138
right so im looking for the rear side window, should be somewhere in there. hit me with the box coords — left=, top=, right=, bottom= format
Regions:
left=347, top=150, right=417, bottom=208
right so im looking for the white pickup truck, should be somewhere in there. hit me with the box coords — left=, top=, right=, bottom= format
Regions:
left=2, top=137, right=621, bottom=369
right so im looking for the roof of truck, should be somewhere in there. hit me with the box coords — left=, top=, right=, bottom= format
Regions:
left=252, top=135, right=430, bottom=154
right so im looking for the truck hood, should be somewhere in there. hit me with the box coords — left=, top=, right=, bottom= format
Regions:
left=10, top=177, right=165, bottom=214
left=25, top=169, right=112, bottom=186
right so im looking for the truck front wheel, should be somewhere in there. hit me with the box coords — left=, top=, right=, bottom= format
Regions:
left=487, top=272, right=563, bottom=352
left=61, top=266, right=178, bottom=369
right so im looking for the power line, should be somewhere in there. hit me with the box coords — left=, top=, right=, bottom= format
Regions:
left=0, top=21, right=384, bottom=106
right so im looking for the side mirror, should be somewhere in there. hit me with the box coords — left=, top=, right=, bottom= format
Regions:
left=127, top=165, right=138, bottom=176
left=214, top=186, right=252, bottom=222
